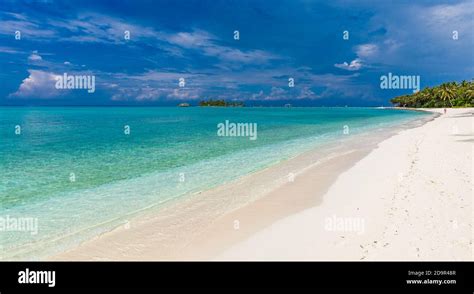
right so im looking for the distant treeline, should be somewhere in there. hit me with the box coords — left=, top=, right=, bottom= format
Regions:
left=390, top=80, right=474, bottom=108
left=199, top=99, right=245, bottom=107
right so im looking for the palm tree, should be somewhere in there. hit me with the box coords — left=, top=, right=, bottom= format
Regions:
left=438, top=84, right=455, bottom=107
left=465, top=86, right=474, bottom=105
left=390, top=80, right=474, bottom=107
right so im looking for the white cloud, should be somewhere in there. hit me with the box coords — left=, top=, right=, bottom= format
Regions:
left=249, top=86, right=318, bottom=101
left=52, top=13, right=159, bottom=44
left=426, top=1, right=473, bottom=26
left=334, top=44, right=377, bottom=70
left=165, top=29, right=277, bottom=64
left=111, top=86, right=201, bottom=101
left=334, top=58, right=362, bottom=71
left=9, top=70, right=61, bottom=99
left=209, top=47, right=275, bottom=64
left=0, top=46, right=24, bottom=54
left=167, top=30, right=213, bottom=48
left=358, top=0, right=473, bottom=71
left=0, top=12, right=56, bottom=38
left=1, top=11, right=278, bottom=66
left=355, top=44, right=378, bottom=58
left=28, top=50, right=42, bottom=61
left=0, top=9, right=280, bottom=72
left=109, top=66, right=364, bottom=102
left=266, top=87, right=286, bottom=100
left=167, top=88, right=201, bottom=100
left=298, top=86, right=316, bottom=99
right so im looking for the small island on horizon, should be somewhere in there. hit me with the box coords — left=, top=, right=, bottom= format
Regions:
left=178, top=99, right=245, bottom=107
left=199, top=99, right=245, bottom=107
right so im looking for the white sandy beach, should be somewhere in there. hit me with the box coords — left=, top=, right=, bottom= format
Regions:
left=52, top=108, right=473, bottom=261
left=216, top=108, right=473, bottom=260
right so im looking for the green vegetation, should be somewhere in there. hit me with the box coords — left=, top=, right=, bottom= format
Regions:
left=390, top=80, right=474, bottom=108
left=199, top=99, right=245, bottom=107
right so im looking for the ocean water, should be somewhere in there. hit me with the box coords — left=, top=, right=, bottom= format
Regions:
left=0, top=107, right=429, bottom=259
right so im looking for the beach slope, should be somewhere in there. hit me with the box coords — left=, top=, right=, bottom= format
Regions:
left=216, top=108, right=473, bottom=260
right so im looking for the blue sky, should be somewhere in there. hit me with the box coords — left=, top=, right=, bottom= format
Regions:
left=0, top=0, right=473, bottom=106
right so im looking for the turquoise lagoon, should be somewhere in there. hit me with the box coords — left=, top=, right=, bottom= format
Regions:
left=0, top=107, right=430, bottom=259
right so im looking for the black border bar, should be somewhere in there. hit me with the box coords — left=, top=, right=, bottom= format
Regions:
left=0, top=261, right=472, bottom=291
left=0, top=262, right=474, bottom=294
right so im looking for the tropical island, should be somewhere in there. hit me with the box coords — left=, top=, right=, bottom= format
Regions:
left=199, top=99, right=245, bottom=107
left=390, top=80, right=473, bottom=108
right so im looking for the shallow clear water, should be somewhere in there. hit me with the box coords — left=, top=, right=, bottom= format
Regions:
left=0, top=107, right=429, bottom=259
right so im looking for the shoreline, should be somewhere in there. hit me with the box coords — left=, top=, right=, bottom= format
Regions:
left=50, top=110, right=437, bottom=261
left=216, top=108, right=472, bottom=260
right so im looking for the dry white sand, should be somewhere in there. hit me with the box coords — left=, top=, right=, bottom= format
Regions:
left=216, top=108, right=473, bottom=261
